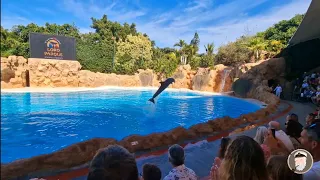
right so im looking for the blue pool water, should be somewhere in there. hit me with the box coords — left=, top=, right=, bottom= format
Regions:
left=1, top=88, right=261, bottom=163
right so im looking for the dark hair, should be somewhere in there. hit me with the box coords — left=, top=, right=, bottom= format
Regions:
left=218, top=137, right=231, bottom=159
left=142, top=163, right=161, bottom=180
left=308, top=113, right=316, bottom=119
left=288, top=113, right=299, bottom=121
left=87, top=145, right=138, bottom=180
left=304, top=122, right=320, bottom=142
left=219, top=136, right=268, bottom=180
left=267, top=155, right=302, bottom=180
left=286, top=120, right=303, bottom=138
left=168, top=144, right=185, bottom=166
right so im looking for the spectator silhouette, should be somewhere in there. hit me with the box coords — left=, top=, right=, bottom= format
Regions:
left=267, top=155, right=302, bottom=180
left=87, top=145, right=139, bottom=180
left=215, top=136, right=268, bottom=180
left=140, top=163, right=161, bottom=180
left=163, top=144, right=197, bottom=180
left=254, top=126, right=268, bottom=145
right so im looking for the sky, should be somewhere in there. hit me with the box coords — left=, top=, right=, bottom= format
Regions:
left=1, top=0, right=312, bottom=53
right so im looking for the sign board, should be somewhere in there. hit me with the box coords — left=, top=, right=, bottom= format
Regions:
left=29, top=33, right=76, bottom=60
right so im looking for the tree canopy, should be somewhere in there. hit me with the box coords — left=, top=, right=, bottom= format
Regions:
left=1, top=13, right=304, bottom=75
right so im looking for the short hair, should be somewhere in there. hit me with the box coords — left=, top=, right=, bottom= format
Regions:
left=87, top=145, right=138, bottom=180
left=304, top=122, right=320, bottom=142
left=168, top=144, right=185, bottom=166
left=142, top=164, right=161, bottom=180
left=289, top=113, right=299, bottom=121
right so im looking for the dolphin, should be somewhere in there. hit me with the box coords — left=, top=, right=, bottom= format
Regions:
left=148, top=78, right=175, bottom=104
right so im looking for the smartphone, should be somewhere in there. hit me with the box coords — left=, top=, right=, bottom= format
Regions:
left=271, top=129, right=276, bottom=138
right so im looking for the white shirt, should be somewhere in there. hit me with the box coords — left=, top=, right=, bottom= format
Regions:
left=163, top=165, right=197, bottom=180
left=274, top=86, right=282, bottom=93
left=275, top=130, right=294, bottom=151
left=304, top=161, right=320, bottom=180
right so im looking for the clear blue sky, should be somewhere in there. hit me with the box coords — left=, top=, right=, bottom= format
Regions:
left=1, top=0, right=311, bottom=52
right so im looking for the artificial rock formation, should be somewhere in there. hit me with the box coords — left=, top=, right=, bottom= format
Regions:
left=1, top=56, right=28, bottom=88
left=28, top=58, right=82, bottom=87
left=1, top=57, right=284, bottom=179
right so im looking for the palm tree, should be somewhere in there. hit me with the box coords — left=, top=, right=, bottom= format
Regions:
left=204, top=43, right=214, bottom=56
left=247, top=37, right=267, bottom=60
left=174, top=39, right=187, bottom=64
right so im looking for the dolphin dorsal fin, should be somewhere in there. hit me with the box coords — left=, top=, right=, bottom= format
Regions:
left=160, top=81, right=164, bottom=84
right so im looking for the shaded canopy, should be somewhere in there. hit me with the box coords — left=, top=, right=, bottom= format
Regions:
left=289, top=0, right=320, bottom=46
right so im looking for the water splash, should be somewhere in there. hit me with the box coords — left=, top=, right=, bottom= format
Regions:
left=220, top=69, right=231, bottom=92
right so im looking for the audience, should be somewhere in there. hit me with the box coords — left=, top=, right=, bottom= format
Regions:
left=163, top=144, right=197, bottom=180
left=213, top=136, right=268, bottom=180
left=294, top=72, right=320, bottom=104
left=300, top=122, right=320, bottom=179
left=140, top=163, right=161, bottom=180
left=210, top=137, right=231, bottom=179
left=285, top=119, right=303, bottom=149
left=306, top=113, right=317, bottom=126
left=87, top=145, right=139, bottom=180
left=268, top=121, right=294, bottom=151
left=254, top=126, right=268, bottom=144
left=83, top=100, right=320, bottom=180
left=267, top=155, right=303, bottom=180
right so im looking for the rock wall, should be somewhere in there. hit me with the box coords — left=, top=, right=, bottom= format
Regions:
left=1, top=57, right=283, bottom=179
left=1, top=56, right=28, bottom=88
left=28, top=58, right=82, bottom=87
left=1, top=57, right=234, bottom=93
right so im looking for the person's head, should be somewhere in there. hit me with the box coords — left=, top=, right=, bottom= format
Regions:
left=219, top=136, right=268, bottom=180
left=141, top=164, right=161, bottom=180
left=300, top=123, right=320, bottom=157
left=285, top=120, right=302, bottom=138
left=87, top=145, right=139, bottom=180
left=254, top=126, right=268, bottom=145
left=267, top=155, right=302, bottom=180
left=268, top=121, right=280, bottom=130
left=294, top=152, right=307, bottom=171
left=286, top=113, right=299, bottom=122
left=218, top=137, right=231, bottom=159
left=306, top=113, right=316, bottom=126
left=168, top=144, right=185, bottom=167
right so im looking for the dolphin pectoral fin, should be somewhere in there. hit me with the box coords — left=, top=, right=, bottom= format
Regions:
left=148, top=98, right=155, bottom=104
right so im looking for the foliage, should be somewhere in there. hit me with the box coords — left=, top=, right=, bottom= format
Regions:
left=264, top=14, right=304, bottom=44
left=216, top=37, right=253, bottom=66
left=115, top=34, right=153, bottom=74
left=1, top=13, right=304, bottom=74
left=151, top=52, right=179, bottom=77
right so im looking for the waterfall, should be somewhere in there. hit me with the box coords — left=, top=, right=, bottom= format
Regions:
left=220, top=69, right=231, bottom=92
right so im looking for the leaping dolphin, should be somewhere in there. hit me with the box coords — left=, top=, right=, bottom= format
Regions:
left=148, top=78, right=175, bottom=104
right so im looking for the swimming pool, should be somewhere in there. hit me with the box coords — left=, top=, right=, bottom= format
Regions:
left=1, top=88, right=262, bottom=163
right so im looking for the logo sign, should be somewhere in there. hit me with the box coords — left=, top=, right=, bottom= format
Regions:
left=29, top=33, right=76, bottom=60
left=287, top=149, right=314, bottom=174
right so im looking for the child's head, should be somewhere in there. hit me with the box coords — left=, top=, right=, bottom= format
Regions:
left=141, top=163, right=161, bottom=180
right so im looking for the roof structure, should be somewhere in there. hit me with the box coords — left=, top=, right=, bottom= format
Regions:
left=289, top=0, right=320, bottom=46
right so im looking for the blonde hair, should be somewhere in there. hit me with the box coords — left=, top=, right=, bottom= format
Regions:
left=254, top=126, right=268, bottom=144
left=219, top=136, right=268, bottom=180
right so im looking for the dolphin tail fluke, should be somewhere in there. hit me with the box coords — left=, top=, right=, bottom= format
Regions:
left=148, top=98, right=155, bottom=104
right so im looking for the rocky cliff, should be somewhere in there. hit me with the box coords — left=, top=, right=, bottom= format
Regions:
left=1, top=56, right=284, bottom=179
left=1, top=56, right=234, bottom=93
left=1, top=56, right=28, bottom=88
